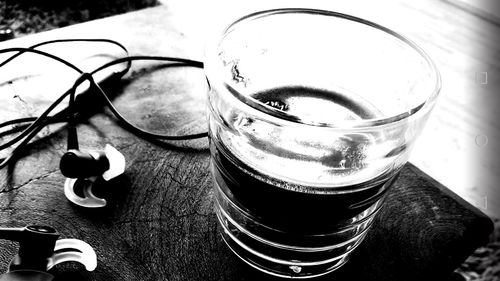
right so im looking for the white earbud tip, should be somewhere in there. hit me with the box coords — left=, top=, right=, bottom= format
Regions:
left=48, top=238, right=98, bottom=271
left=64, top=178, right=107, bottom=208
left=102, top=144, right=125, bottom=181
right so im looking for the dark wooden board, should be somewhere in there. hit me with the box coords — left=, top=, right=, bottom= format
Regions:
left=0, top=78, right=493, bottom=280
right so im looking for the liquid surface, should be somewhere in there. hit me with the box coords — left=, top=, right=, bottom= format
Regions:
left=252, top=86, right=381, bottom=123
left=219, top=86, right=398, bottom=190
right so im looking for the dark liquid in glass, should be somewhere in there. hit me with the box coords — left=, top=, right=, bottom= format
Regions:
left=211, top=86, right=400, bottom=236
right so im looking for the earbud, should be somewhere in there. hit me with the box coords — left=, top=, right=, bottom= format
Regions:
left=62, top=144, right=125, bottom=208
left=0, top=225, right=59, bottom=272
left=0, top=224, right=97, bottom=281
left=60, top=149, right=110, bottom=179
left=60, top=84, right=125, bottom=208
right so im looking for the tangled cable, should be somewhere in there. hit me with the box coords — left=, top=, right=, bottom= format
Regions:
left=0, top=38, right=207, bottom=169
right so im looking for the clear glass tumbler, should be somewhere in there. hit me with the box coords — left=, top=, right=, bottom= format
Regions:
left=204, top=8, right=440, bottom=279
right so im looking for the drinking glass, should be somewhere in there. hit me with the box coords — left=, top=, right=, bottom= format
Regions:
left=204, top=8, right=440, bottom=278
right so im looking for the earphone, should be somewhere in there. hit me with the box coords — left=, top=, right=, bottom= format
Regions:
left=0, top=224, right=97, bottom=281
left=0, top=39, right=208, bottom=207
left=62, top=144, right=126, bottom=208
left=56, top=71, right=127, bottom=208
left=60, top=104, right=126, bottom=208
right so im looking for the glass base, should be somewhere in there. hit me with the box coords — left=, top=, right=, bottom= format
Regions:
left=214, top=188, right=375, bottom=278
left=210, top=144, right=391, bottom=279
left=217, top=212, right=351, bottom=279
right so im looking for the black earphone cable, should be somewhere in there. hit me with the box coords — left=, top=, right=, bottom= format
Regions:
left=0, top=116, right=68, bottom=139
left=0, top=83, right=78, bottom=168
left=0, top=38, right=132, bottom=74
left=0, top=47, right=83, bottom=73
left=0, top=38, right=131, bottom=148
left=89, top=55, right=207, bottom=140
left=0, top=39, right=208, bottom=169
left=0, top=47, right=84, bottom=152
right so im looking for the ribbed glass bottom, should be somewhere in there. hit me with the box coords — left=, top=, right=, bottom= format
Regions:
left=214, top=179, right=383, bottom=278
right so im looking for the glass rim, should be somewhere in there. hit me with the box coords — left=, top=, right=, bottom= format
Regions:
left=204, top=8, right=442, bottom=129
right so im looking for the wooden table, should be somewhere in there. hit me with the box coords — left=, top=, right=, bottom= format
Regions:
left=0, top=0, right=496, bottom=280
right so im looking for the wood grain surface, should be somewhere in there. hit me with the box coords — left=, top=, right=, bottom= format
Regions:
left=0, top=1, right=496, bottom=280
left=0, top=116, right=493, bottom=280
